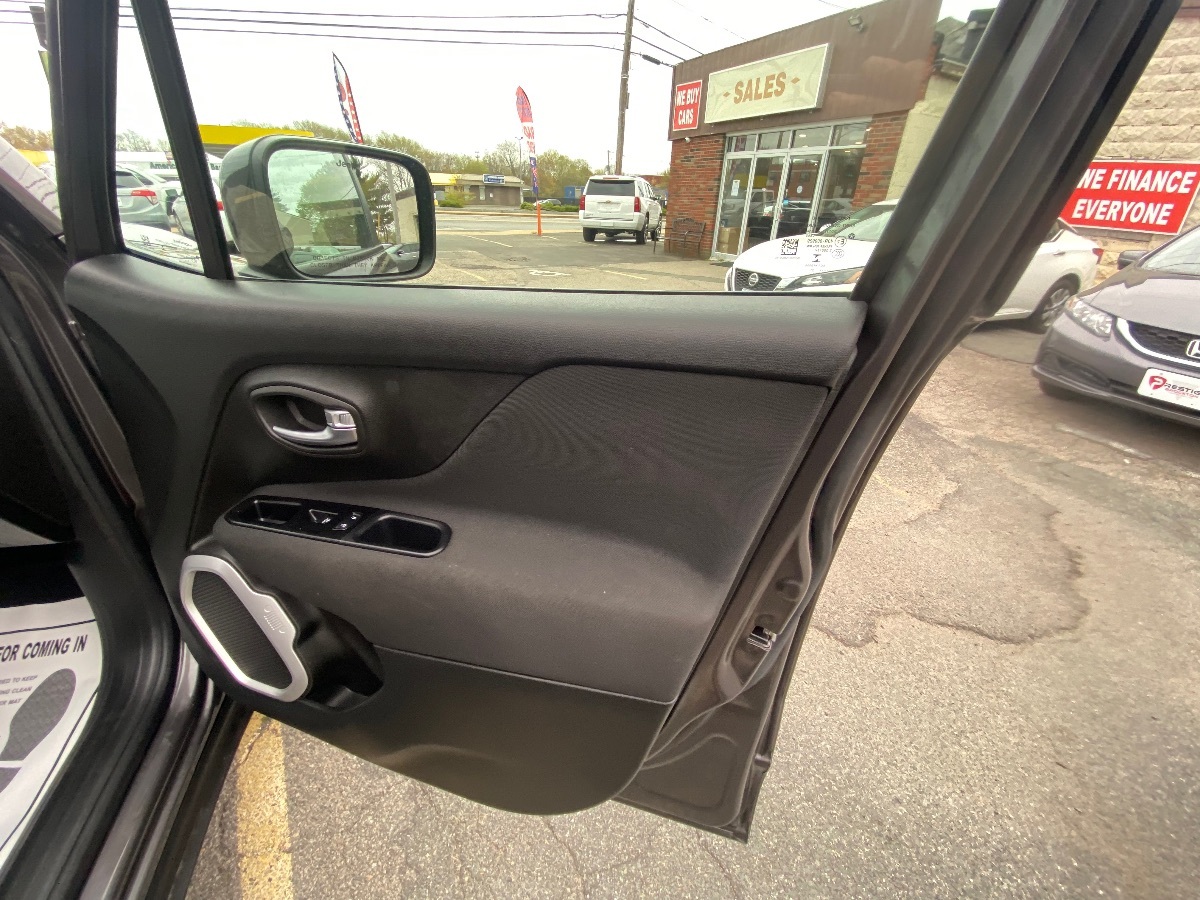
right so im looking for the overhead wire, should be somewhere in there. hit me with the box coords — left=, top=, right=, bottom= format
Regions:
left=634, top=16, right=704, bottom=56
left=658, top=0, right=745, bottom=41
left=0, top=2, right=688, bottom=60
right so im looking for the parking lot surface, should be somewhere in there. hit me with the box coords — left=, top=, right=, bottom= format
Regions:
left=188, top=216, right=1200, bottom=899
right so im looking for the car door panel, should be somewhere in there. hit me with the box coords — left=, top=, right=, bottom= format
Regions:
left=207, top=365, right=829, bottom=701
left=12, top=0, right=1165, bottom=871
left=63, top=253, right=863, bottom=816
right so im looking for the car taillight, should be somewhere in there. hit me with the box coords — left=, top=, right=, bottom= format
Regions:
left=579, top=195, right=585, bottom=210
left=634, top=196, right=641, bottom=213
left=131, top=188, right=158, bottom=204
left=1092, top=247, right=1104, bottom=261
left=216, top=199, right=224, bottom=211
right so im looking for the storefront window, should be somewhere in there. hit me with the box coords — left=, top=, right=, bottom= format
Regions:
left=818, top=148, right=864, bottom=228
left=727, top=134, right=756, bottom=153
left=833, top=122, right=870, bottom=147
left=757, top=131, right=788, bottom=151
left=712, top=121, right=871, bottom=256
left=792, top=127, right=832, bottom=149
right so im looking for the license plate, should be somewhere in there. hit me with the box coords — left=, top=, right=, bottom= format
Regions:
left=1137, top=367, right=1200, bottom=411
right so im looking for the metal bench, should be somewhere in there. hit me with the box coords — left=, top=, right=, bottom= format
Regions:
left=664, top=218, right=709, bottom=258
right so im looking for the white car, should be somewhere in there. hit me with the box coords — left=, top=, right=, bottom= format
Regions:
left=726, top=200, right=1102, bottom=331
left=171, top=175, right=236, bottom=250
left=579, top=175, right=663, bottom=245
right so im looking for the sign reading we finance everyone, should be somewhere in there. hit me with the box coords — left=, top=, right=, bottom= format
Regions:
left=1062, top=160, right=1200, bottom=235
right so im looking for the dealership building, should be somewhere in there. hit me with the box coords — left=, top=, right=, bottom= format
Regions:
left=665, top=0, right=1200, bottom=270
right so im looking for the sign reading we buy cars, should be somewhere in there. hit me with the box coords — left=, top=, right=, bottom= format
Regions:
left=1061, top=160, right=1200, bottom=235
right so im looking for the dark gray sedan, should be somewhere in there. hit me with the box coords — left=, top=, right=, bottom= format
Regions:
left=1034, top=225, right=1200, bottom=427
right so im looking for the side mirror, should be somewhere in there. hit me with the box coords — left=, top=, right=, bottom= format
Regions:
left=219, top=136, right=435, bottom=281
left=1116, top=249, right=1144, bottom=270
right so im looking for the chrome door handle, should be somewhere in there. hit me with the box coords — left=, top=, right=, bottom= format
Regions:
left=271, top=408, right=358, bottom=447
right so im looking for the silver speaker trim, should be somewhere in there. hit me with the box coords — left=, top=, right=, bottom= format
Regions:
left=180, top=555, right=309, bottom=702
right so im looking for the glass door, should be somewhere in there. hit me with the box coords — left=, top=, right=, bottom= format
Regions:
left=775, top=153, right=825, bottom=239
left=743, top=155, right=787, bottom=252
left=713, top=157, right=752, bottom=257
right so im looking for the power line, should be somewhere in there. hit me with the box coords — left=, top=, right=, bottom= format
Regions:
left=136, top=13, right=634, bottom=37
left=0, top=17, right=633, bottom=52
left=659, top=0, right=745, bottom=41
left=151, top=11, right=684, bottom=60
left=635, top=16, right=703, bottom=56
left=0, top=3, right=685, bottom=61
left=130, top=6, right=629, bottom=21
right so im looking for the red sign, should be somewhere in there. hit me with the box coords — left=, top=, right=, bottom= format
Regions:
left=1062, top=160, right=1200, bottom=235
left=673, top=80, right=703, bottom=131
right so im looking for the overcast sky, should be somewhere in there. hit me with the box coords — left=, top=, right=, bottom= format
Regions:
left=0, top=0, right=987, bottom=173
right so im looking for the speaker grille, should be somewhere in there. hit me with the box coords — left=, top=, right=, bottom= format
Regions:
left=190, top=571, right=292, bottom=689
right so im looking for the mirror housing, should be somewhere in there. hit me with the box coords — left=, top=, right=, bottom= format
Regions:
left=219, top=136, right=436, bottom=281
left=1116, top=249, right=1144, bottom=270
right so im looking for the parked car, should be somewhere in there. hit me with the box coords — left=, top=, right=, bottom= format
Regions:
left=1033, top=224, right=1200, bottom=427
left=171, top=175, right=236, bottom=249
left=114, top=164, right=171, bottom=229
left=726, top=199, right=1102, bottom=331
left=126, top=166, right=182, bottom=213
left=578, top=174, right=663, bottom=244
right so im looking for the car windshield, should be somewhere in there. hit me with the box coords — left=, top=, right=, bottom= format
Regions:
left=1139, top=227, right=1200, bottom=275
left=586, top=180, right=634, bottom=196
left=822, top=204, right=895, bottom=241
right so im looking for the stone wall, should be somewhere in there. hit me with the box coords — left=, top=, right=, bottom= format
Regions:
left=888, top=71, right=960, bottom=200
left=1087, top=15, right=1200, bottom=278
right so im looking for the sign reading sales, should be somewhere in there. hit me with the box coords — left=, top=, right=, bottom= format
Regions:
left=673, top=80, right=703, bottom=131
left=1061, top=160, right=1200, bottom=235
left=703, top=44, right=830, bottom=126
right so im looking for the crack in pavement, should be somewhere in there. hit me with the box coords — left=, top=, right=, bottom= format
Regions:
left=543, top=818, right=589, bottom=898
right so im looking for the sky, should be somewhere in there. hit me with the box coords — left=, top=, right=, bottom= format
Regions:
left=0, top=0, right=987, bottom=174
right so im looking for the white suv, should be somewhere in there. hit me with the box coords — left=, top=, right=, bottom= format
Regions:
left=579, top=175, right=663, bottom=245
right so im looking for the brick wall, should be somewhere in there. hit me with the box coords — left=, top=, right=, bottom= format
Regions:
left=666, top=133, right=725, bottom=257
left=1087, top=15, right=1200, bottom=277
left=851, top=112, right=909, bottom=207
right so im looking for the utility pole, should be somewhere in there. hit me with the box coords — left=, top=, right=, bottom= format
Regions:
left=614, top=0, right=635, bottom=176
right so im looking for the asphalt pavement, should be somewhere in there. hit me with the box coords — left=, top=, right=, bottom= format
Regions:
left=187, top=224, right=1200, bottom=898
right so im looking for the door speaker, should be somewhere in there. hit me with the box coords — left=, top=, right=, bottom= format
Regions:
left=179, top=555, right=310, bottom=702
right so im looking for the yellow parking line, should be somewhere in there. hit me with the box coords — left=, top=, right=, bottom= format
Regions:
left=236, top=714, right=294, bottom=900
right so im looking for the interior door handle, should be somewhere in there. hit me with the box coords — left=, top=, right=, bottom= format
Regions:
left=271, top=408, right=358, bottom=447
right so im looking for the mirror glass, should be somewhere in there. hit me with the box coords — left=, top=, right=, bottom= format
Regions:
left=266, top=148, right=420, bottom=277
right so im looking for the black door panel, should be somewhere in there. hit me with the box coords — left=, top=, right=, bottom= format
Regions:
left=192, top=364, right=524, bottom=539
left=67, top=255, right=865, bottom=581
left=63, top=255, right=863, bottom=815
left=207, top=365, right=828, bottom=701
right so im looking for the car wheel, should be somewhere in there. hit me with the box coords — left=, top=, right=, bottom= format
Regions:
left=1025, top=279, right=1076, bottom=333
left=583, top=228, right=596, bottom=242
left=1037, top=378, right=1076, bottom=400
left=635, top=223, right=647, bottom=245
